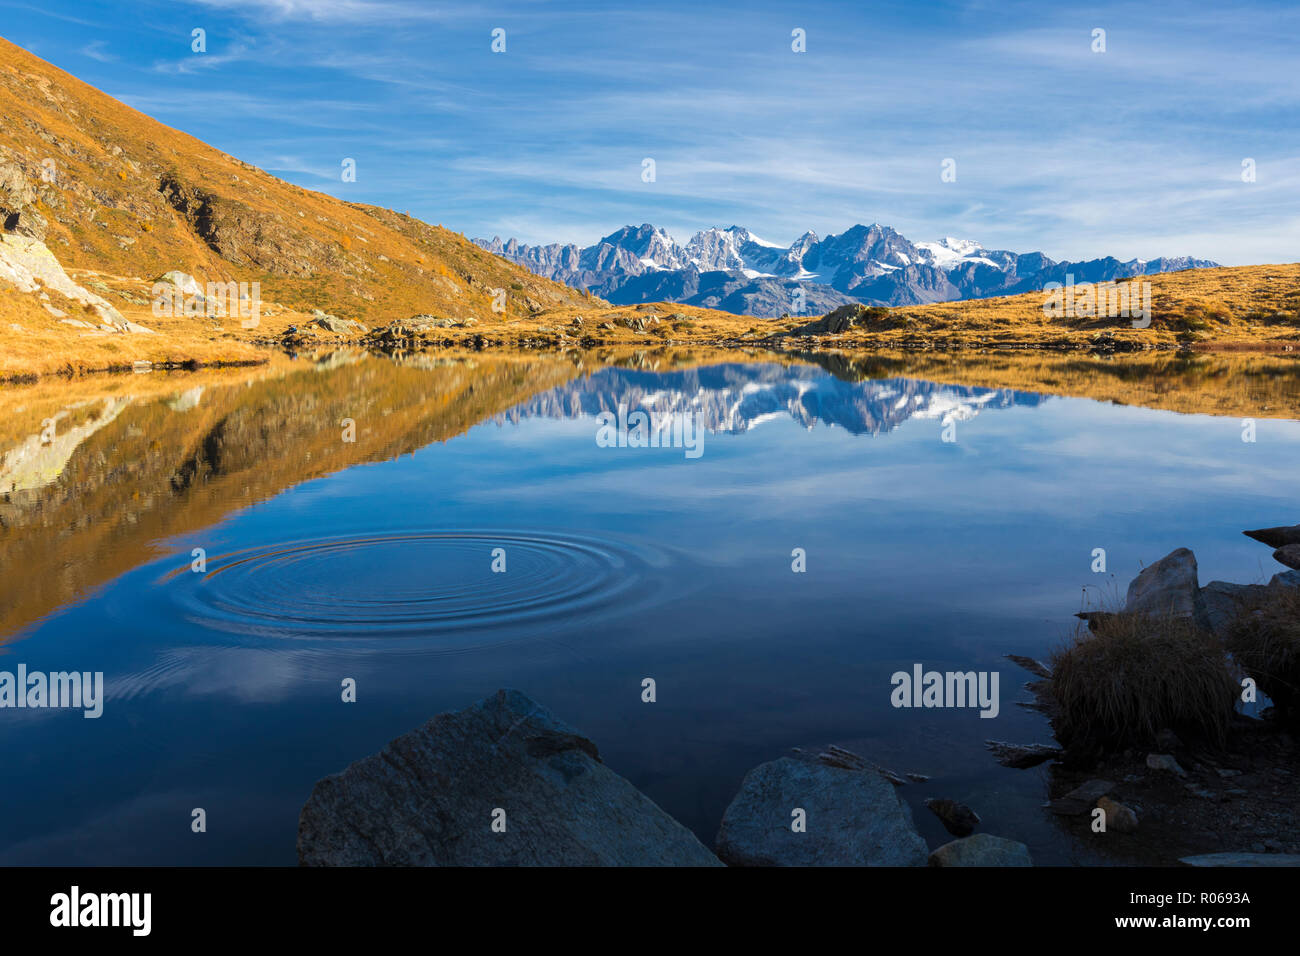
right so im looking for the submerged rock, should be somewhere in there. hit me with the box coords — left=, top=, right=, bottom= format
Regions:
left=986, top=740, right=1062, bottom=769
left=1005, top=654, right=1052, bottom=679
left=715, top=755, right=929, bottom=866
left=297, top=689, right=721, bottom=866
left=928, top=834, right=1032, bottom=867
left=925, top=798, right=981, bottom=837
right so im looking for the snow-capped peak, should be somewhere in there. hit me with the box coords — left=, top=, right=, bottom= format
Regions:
left=915, top=237, right=985, bottom=268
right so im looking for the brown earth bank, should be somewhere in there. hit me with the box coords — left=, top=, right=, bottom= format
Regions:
left=1043, top=724, right=1300, bottom=864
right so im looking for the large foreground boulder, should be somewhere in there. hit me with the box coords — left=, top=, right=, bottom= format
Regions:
left=297, top=689, right=721, bottom=866
left=715, top=755, right=929, bottom=866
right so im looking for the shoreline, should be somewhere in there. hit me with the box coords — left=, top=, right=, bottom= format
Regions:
left=6, top=336, right=1300, bottom=386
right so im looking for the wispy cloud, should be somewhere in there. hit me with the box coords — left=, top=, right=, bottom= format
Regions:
left=6, top=0, right=1297, bottom=264
left=188, top=0, right=464, bottom=23
left=80, top=39, right=117, bottom=62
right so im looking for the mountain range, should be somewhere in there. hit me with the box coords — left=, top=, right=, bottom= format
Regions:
left=476, top=224, right=1218, bottom=318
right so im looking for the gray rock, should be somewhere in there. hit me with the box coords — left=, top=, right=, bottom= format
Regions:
left=297, top=689, right=721, bottom=866
left=1126, top=548, right=1199, bottom=619
left=1180, top=852, right=1300, bottom=867
left=310, top=313, right=366, bottom=335
left=1273, top=545, right=1300, bottom=571
left=986, top=740, right=1062, bottom=769
left=1271, top=570, right=1300, bottom=589
left=925, top=798, right=981, bottom=836
left=406, top=313, right=458, bottom=329
left=1096, top=796, right=1139, bottom=832
left=1146, top=753, right=1187, bottom=776
left=928, top=834, right=1033, bottom=867
left=790, top=303, right=870, bottom=335
left=1197, top=580, right=1269, bottom=636
left=796, top=744, right=906, bottom=786
left=155, top=270, right=203, bottom=296
left=715, top=755, right=929, bottom=866
left=1243, top=525, right=1300, bottom=549
left=1048, top=779, right=1115, bottom=815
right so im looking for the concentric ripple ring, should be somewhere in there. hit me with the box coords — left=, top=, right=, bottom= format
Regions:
left=163, top=531, right=666, bottom=642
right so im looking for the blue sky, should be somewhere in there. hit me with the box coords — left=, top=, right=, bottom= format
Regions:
left=4, top=0, right=1298, bottom=264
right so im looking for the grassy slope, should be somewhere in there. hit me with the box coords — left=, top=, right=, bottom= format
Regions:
left=779, top=263, right=1300, bottom=349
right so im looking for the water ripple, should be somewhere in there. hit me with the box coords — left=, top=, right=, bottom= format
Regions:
left=161, top=530, right=668, bottom=645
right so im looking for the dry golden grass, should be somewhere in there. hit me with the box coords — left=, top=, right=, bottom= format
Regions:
left=1051, top=614, right=1239, bottom=755
left=775, top=264, right=1300, bottom=348
left=1227, top=587, right=1300, bottom=722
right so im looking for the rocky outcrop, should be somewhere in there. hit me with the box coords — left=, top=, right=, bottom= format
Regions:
left=1273, top=545, right=1300, bottom=571
left=0, top=234, right=147, bottom=332
left=297, top=690, right=721, bottom=866
left=0, top=160, right=47, bottom=239
left=714, top=754, right=929, bottom=866
left=928, top=834, right=1032, bottom=867
left=1126, top=547, right=1199, bottom=619
left=1243, top=525, right=1300, bottom=549
left=1194, top=532, right=1300, bottom=637
left=308, top=309, right=367, bottom=335
left=790, top=303, right=876, bottom=335
left=1198, top=580, right=1271, bottom=636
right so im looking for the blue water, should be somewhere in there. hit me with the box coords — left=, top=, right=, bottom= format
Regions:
left=1, top=356, right=1297, bottom=864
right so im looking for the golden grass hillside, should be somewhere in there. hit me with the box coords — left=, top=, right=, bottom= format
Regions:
left=0, top=35, right=595, bottom=326
left=777, top=263, right=1300, bottom=349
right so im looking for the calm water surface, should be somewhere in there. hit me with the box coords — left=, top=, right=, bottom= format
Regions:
left=2, top=350, right=1298, bottom=864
